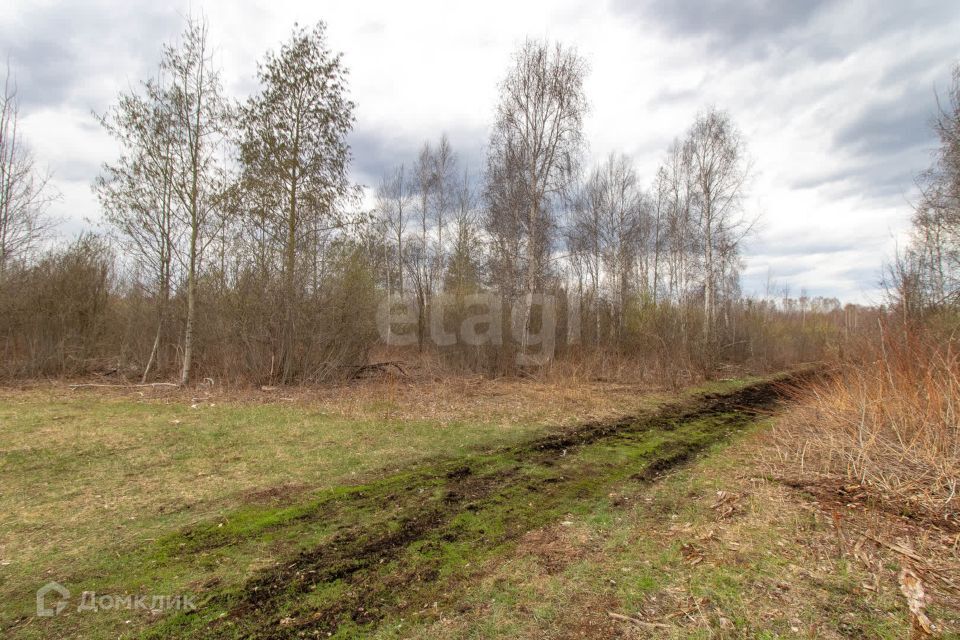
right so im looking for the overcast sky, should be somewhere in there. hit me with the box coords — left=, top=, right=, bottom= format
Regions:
left=2, top=0, right=957, bottom=302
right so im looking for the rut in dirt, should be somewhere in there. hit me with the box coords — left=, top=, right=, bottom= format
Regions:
left=148, top=373, right=809, bottom=639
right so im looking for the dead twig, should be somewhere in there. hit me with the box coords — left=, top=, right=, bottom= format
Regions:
left=607, top=611, right=671, bottom=629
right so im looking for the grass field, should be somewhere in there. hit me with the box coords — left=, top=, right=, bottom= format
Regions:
left=1, top=375, right=957, bottom=638
left=0, top=377, right=701, bottom=637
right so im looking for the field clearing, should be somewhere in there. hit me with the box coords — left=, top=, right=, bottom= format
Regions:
left=3, top=373, right=955, bottom=639
left=0, top=376, right=743, bottom=638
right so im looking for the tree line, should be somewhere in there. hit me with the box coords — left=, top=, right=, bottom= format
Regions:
left=892, top=63, right=960, bottom=319
left=0, top=17, right=859, bottom=384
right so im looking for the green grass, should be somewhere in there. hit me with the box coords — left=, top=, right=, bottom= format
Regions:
left=0, top=375, right=782, bottom=639
left=136, top=403, right=767, bottom=639
left=0, top=390, right=575, bottom=637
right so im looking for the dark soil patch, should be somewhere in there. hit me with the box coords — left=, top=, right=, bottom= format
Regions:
left=144, top=374, right=807, bottom=639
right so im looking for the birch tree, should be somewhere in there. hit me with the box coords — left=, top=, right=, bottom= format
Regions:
left=240, top=21, right=354, bottom=382
left=408, top=143, right=436, bottom=350
left=568, top=154, right=647, bottom=344
left=683, top=109, right=749, bottom=337
left=164, top=17, right=232, bottom=386
left=446, top=167, right=480, bottom=297
left=912, top=63, right=960, bottom=306
left=431, top=133, right=456, bottom=278
left=0, top=64, right=55, bottom=279
left=97, top=68, right=180, bottom=381
left=485, top=39, right=587, bottom=352
left=376, top=164, right=412, bottom=297
left=596, top=154, right=646, bottom=338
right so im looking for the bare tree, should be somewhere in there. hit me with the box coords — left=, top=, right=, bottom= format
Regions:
left=660, top=139, right=694, bottom=306
left=408, top=142, right=437, bottom=350
left=97, top=66, right=180, bottom=382
left=684, top=108, right=750, bottom=337
left=912, top=63, right=960, bottom=307
left=485, top=39, right=587, bottom=352
left=567, top=170, right=603, bottom=345
left=431, top=133, right=456, bottom=278
left=568, top=153, right=647, bottom=344
left=0, top=63, right=56, bottom=279
left=597, top=154, right=647, bottom=339
left=376, top=164, right=412, bottom=298
left=164, top=17, right=232, bottom=386
left=446, top=166, right=481, bottom=297
left=649, top=166, right=669, bottom=306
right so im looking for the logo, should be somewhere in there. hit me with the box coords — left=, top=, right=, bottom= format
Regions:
left=36, top=582, right=70, bottom=617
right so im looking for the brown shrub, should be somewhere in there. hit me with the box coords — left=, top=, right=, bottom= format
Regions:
left=770, top=318, right=960, bottom=520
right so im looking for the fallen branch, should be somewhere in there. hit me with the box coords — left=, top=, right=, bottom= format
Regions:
left=68, top=382, right=179, bottom=390
left=863, top=532, right=924, bottom=563
left=863, top=532, right=960, bottom=593
left=349, top=361, right=408, bottom=379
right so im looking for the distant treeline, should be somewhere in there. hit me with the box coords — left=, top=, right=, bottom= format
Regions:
left=0, top=17, right=886, bottom=385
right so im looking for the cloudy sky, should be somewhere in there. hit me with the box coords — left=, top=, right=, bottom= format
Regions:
left=2, top=0, right=957, bottom=302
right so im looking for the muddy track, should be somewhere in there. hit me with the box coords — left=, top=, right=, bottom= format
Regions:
left=147, top=373, right=809, bottom=639
left=523, top=373, right=787, bottom=454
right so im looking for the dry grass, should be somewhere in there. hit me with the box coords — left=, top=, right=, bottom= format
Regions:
left=1, top=372, right=669, bottom=430
left=769, top=322, right=960, bottom=524
left=384, top=428, right=958, bottom=639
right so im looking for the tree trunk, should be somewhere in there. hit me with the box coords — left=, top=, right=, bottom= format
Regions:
left=282, top=168, right=298, bottom=383
left=521, top=199, right=538, bottom=353
left=180, top=160, right=199, bottom=387
left=142, top=273, right=167, bottom=383
left=180, top=225, right=197, bottom=386
left=141, top=317, right=163, bottom=383
left=703, top=231, right=714, bottom=340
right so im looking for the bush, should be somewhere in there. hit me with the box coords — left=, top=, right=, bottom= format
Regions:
left=770, top=318, right=960, bottom=521
left=0, top=235, right=116, bottom=377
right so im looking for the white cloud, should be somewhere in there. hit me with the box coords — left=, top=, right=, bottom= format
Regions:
left=3, top=0, right=957, bottom=302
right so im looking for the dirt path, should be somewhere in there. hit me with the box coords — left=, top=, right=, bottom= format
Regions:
left=144, top=375, right=801, bottom=639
